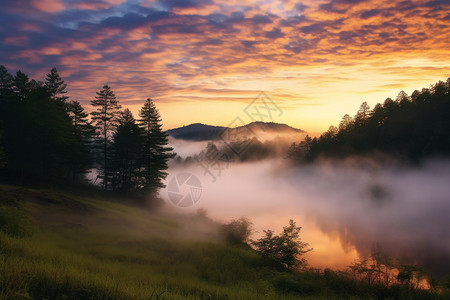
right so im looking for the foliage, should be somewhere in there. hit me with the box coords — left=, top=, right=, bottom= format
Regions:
left=110, top=109, right=142, bottom=193
left=0, top=66, right=83, bottom=183
left=138, top=98, right=174, bottom=196
left=0, top=66, right=13, bottom=99
left=288, top=78, right=450, bottom=162
left=252, top=219, right=312, bottom=269
left=0, top=65, right=175, bottom=198
left=67, top=100, right=95, bottom=183
left=221, top=217, right=253, bottom=244
left=90, top=85, right=122, bottom=190
left=12, top=70, right=31, bottom=101
left=45, top=67, right=68, bottom=103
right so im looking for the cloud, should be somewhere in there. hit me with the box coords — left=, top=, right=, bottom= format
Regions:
left=100, top=13, right=148, bottom=29
left=163, top=158, right=450, bottom=276
left=265, top=27, right=284, bottom=39
left=360, top=9, right=381, bottom=19
left=154, top=0, right=214, bottom=12
left=1, top=0, right=65, bottom=14
left=0, top=0, right=448, bottom=123
left=296, top=158, right=450, bottom=276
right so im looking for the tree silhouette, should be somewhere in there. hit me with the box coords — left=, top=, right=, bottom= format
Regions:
left=395, top=90, right=409, bottom=102
left=355, top=101, right=371, bottom=123
left=67, top=100, right=95, bottom=183
left=110, top=109, right=142, bottom=193
left=339, top=114, right=353, bottom=131
left=13, top=71, right=30, bottom=101
left=90, top=85, right=121, bottom=190
left=0, top=66, right=13, bottom=100
left=295, top=78, right=450, bottom=162
left=252, top=219, right=312, bottom=269
left=45, top=67, right=68, bottom=103
left=68, top=100, right=92, bottom=133
left=138, top=98, right=174, bottom=196
left=0, top=67, right=80, bottom=182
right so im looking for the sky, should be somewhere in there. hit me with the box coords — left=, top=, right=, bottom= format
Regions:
left=1, top=0, right=449, bottom=133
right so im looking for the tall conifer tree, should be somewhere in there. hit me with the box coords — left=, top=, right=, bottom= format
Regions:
left=45, top=68, right=68, bottom=103
left=138, top=98, right=173, bottom=196
left=90, top=85, right=121, bottom=190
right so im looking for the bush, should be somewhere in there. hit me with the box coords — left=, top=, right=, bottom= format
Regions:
left=220, top=217, right=253, bottom=245
left=252, top=219, right=312, bottom=269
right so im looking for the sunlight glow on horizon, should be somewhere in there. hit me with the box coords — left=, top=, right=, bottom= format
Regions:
left=1, top=0, right=449, bottom=133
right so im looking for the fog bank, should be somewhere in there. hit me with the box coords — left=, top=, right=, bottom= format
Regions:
left=161, top=157, right=450, bottom=275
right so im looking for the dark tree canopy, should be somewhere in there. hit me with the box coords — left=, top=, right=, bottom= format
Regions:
left=45, top=67, right=68, bottom=103
left=288, top=78, right=450, bottom=162
left=138, top=98, right=174, bottom=196
left=90, top=85, right=121, bottom=191
left=0, top=66, right=13, bottom=99
left=0, top=66, right=83, bottom=182
left=13, top=70, right=30, bottom=101
left=67, top=100, right=95, bottom=183
left=110, top=109, right=142, bottom=193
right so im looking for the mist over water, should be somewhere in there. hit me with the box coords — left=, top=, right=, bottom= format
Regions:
left=162, top=147, right=450, bottom=275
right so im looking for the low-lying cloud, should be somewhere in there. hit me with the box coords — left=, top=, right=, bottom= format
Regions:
left=162, top=157, right=450, bottom=276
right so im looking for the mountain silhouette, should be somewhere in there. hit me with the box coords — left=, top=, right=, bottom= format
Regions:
left=167, top=122, right=304, bottom=141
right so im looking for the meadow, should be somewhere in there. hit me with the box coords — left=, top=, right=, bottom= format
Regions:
left=0, top=184, right=447, bottom=299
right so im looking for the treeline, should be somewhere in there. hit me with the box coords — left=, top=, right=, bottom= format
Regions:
left=174, top=137, right=293, bottom=167
left=288, top=78, right=450, bottom=162
left=0, top=65, right=173, bottom=199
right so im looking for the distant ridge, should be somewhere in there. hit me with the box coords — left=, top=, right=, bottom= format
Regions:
left=244, top=121, right=304, bottom=133
left=166, top=121, right=304, bottom=141
left=166, top=123, right=226, bottom=141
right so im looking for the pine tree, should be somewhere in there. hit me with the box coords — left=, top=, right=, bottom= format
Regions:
left=395, top=90, right=409, bottom=102
left=0, top=65, right=13, bottom=100
left=13, top=70, right=30, bottom=101
left=110, top=109, right=142, bottom=193
left=67, top=100, right=95, bottom=183
left=68, top=100, right=94, bottom=136
left=339, top=114, right=353, bottom=131
left=138, top=98, right=174, bottom=196
left=45, top=67, right=68, bottom=103
left=90, top=85, right=121, bottom=190
left=355, top=101, right=371, bottom=122
left=0, top=68, right=81, bottom=183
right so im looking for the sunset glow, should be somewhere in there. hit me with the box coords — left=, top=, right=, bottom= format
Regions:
left=1, top=0, right=449, bottom=132
left=1, top=2, right=450, bottom=295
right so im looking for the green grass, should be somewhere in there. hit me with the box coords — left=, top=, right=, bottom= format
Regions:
left=0, top=184, right=447, bottom=299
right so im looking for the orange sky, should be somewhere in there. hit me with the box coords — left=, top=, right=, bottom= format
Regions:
left=1, top=0, right=449, bottom=133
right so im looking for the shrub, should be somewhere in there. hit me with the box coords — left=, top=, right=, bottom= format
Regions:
left=220, top=217, right=253, bottom=245
left=252, top=219, right=312, bottom=269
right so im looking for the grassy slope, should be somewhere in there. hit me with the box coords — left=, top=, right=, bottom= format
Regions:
left=0, top=185, right=445, bottom=300
left=0, top=185, right=300, bottom=299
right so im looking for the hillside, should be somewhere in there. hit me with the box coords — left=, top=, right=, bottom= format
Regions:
left=166, top=123, right=227, bottom=141
left=288, top=78, right=450, bottom=162
left=166, top=122, right=305, bottom=141
left=0, top=185, right=446, bottom=299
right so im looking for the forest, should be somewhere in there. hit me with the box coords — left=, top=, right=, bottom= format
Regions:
left=0, top=66, right=173, bottom=201
left=288, top=79, right=450, bottom=163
